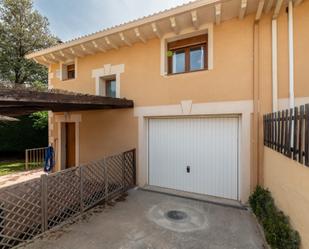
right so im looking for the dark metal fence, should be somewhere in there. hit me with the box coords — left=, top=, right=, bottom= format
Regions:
left=264, top=104, right=309, bottom=166
left=0, top=149, right=136, bottom=248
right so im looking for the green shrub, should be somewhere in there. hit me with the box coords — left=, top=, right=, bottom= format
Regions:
left=249, top=186, right=301, bottom=249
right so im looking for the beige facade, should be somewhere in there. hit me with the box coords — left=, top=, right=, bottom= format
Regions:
left=264, top=147, right=309, bottom=249
left=28, top=0, right=308, bottom=212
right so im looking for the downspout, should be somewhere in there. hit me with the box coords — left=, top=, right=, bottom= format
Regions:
left=253, top=22, right=260, bottom=187
left=272, top=19, right=278, bottom=112
left=288, top=0, right=295, bottom=109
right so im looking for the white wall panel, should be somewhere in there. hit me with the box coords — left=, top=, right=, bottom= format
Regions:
left=149, top=116, right=239, bottom=200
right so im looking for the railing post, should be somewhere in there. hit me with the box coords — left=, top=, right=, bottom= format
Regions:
left=122, top=153, right=126, bottom=192
left=40, top=174, right=48, bottom=232
left=104, top=160, right=108, bottom=203
left=133, top=149, right=136, bottom=186
left=25, top=150, right=28, bottom=171
left=79, top=166, right=84, bottom=212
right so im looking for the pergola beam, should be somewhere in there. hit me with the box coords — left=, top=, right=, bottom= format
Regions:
left=0, top=88, right=134, bottom=117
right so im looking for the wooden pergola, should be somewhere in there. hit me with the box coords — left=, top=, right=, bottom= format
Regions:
left=0, top=88, right=134, bottom=116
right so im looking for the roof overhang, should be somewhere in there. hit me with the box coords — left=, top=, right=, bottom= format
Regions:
left=0, top=88, right=134, bottom=117
left=26, top=0, right=302, bottom=65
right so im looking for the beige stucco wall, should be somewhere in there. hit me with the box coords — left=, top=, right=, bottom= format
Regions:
left=78, top=109, right=137, bottom=164
left=51, top=14, right=256, bottom=106
left=264, top=147, right=309, bottom=249
left=48, top=2, right=309, bottom=200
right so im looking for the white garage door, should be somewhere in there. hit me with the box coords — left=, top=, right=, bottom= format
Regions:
left=148, top=116, right=239, bottom=200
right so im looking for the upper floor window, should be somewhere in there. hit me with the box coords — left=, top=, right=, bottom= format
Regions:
left=67, top=64, right=75, bottom=80
left=105, top=78, right=116, bottom=98
left=61, top=63, right=76, bottom=81
left=167, top=34, right=208, bottom=75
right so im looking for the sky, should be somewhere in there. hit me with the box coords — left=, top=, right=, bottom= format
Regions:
left=33, top=0, right=193, bottom=42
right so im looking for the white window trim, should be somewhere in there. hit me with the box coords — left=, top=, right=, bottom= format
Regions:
left=92, top=64, right=124, bottom=98
left=160, top=23, right=214, bottom=76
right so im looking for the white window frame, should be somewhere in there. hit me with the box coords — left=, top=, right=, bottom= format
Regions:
left=160, top=23, right=213, bottom=76
left=92, top=64, right=124, bottom=98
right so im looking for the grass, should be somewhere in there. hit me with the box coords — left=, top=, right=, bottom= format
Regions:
left=0, top=161, right=42, bottom=176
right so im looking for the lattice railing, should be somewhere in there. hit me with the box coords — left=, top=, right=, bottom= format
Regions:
left=0, top=149, right=136, bottom=248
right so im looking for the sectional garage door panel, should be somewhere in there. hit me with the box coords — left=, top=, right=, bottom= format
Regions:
left=148, top=117, right=239, bottom=200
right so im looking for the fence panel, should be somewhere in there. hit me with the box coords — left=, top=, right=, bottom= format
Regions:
left=46, top=167, right=81, bottom=230
left=264, top=105, right=309, bottom=167
left=105, top=154, right=124, bottom=197
left=0, top=149, right=136, bottom=249
left=82, top=161, right=106, bottom=210
left=0, top=179, right=42, bottom=249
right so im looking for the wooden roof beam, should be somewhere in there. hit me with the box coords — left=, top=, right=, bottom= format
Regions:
left=239, top=0, right=247, bottom=19
left=134, top=28, right=146, bottom=43
left=264, top=0, right=274, bottom=13
left=92, top=41, right=106, bottom=52
left=119, top=32, right=132, bottom=47
left=215, top=4, right=222, bottom=25
left=191, top=10, right=199, bottom=30
left=255, top=0, right=265, bottom=21
left=80, top=44, right=95, bottom=55
left=68, top=47, right=85, bottom=57
left=50, top=53, right=64, bottom=63
left=151, top=22, right=161, bottom=38
left=170, top=17, right=180, bottom=34
left=41, top=55, right=58, bottom=64
left=105, top=37, right=119, bottom=50
left=294, top=0, right=303, bottom=6
left=273, top=0, right=284, bottom=19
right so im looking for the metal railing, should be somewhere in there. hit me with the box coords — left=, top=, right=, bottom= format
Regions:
left=0, top=149, right=136, bottom=249
left=25, top=147, right=48, bottom=170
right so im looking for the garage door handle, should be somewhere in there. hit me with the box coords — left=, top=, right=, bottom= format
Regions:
left=186, top=166, right=190, bottom=173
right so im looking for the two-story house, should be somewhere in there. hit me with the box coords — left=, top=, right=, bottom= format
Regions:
left=26, top=0, right=309, bottom=203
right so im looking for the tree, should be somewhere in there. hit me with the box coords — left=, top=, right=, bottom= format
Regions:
left=0, top=0, right=59, bottom=84
left=30, top=111, right=48, bottom=130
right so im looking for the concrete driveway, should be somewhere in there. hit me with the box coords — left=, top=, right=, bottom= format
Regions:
left=21, top=189, right=266, bottom=249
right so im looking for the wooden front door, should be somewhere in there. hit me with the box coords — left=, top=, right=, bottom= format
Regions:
left=65, top=123, right=76, bottom=168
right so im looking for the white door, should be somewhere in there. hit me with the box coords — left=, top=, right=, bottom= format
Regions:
left=148, top=116, right=239, bottom=200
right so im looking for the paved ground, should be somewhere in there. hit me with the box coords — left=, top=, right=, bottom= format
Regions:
left=21, top=189, right=266, bottom=249
left=0, top=169, right=43, bottom=188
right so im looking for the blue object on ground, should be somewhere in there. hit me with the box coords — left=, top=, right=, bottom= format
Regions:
left=44, top=146, right=55, bottom=172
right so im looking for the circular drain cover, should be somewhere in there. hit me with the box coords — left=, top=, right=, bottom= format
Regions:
left=165, top=210, right=188, bottom=221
